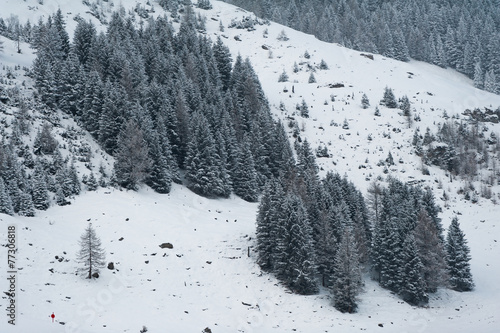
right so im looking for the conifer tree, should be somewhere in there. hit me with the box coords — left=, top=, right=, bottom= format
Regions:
left=319, top=59, right=329, bottom=70
left=397, top=234, right=428, bottom=306
left=256, top=178, right=284, bottom=272
left=114, top=119, right=152, bottom=191
left=332, top=227, right=363, bottom=313
left=185, top=112, right=230, bottom=197
left=446, top=217, right=474, bottom=292
left=232, top=137, right=259, bottom=202
left=316, top=203, right=342, bottom=287
left=77, top=223, right=106, bottom=279
left=361, top=93, right=370, bottom=109
left=17, top=192, right=35, bottom=217
left=399, top=95, right=411, bottom=117
left=484, top=69, right=498, bottom=93
left=32, top=161, right=50, bottom=211
left=278, top=69, right=289, bottom=82
left=380, top=87, right=397, bottom=108
left=308, top=72, right=316, bottom=83
left=213, top=36, right=232, bottom=91
left=33, top=123, right=58, bottom=155
left=0, top=178, right=14, bottom=216
left=277, top=194, right=318, bottom=295
left=300, top=99, right=309, bottom=118
left=414, top=209, right=447, bottom=293
left=86, top=172, right=99, bottom=191
left=473, top=62, right=484, bottom=89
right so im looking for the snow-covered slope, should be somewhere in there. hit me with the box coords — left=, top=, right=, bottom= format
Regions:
left=1, top=1, right=500, bottom=333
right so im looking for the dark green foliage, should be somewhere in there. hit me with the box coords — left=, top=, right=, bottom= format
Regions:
left=278, top=69, right=289, bottom=82
left=32, top=8, right=290, bottom=198
left=213, top=36, right=232, bottom=91
left=277, top=194, right=318, bottom=295
left=256, top=179, right=284, bottom=272
left=114, top=120, right=152, bottom=191
left=299, top=99, right=309, bottom=118
left=446, top=217, right=474, bottom=292
left=399, top=95, right=411, bottom=116
left=0, top=178, right=14, bottom=215
left=319, top=59, right=329, bottom=70
left=32, top=161, right=50, bottom=211
left=361, top=93, right=370, bottom=109
left=197, top=0, right=213, bottom=10
left=185, top=112, right=230, bottom=197
left=370, top=178, right=447, bottom=303
left=33, top=123, right=58, bottom=155
left=232, top=137, right=259, bottom=202
left=308, top=72, right=316, bottom=83
left=332, top=227, right=362, bottom=313
left=380, top=87, right=397, bottom=108
left=86, top=172, right=99, bottom=191
left=397, top=234, right=428, bottom=306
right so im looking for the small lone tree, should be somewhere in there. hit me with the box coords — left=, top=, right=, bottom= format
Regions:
left=361, top=93, right=370, bottom=109
left=308, top=72, right=316, bottom=83
left=319, top=59, right=329, bottom=70
left=77, top=223, right=106, bottom=279
left=278, top=69, right=289, bottom=82
left=380, top=86, right=398, bottom=108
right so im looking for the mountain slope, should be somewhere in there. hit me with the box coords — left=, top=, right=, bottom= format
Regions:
left=1, top=1, right=500, bottom=333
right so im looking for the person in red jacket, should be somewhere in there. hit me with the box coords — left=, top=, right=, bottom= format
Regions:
left=50, top=312, right=55, bottom=322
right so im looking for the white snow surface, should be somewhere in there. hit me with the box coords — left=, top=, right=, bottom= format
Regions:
left=1, top=1, right=500, bottom=332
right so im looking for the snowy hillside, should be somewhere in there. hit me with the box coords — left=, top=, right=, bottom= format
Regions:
left=1, top=1, right=500, bottom=333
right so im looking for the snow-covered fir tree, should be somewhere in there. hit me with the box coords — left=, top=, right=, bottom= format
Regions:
left=332, top=227, right=363, bottom=313
left=397, top=234, right=428, bottom=306
left=361, top=93, right=370, bottom=109
left=277, top=194, right=318, bottom=295
left=446, top=217, right=474, bottom=292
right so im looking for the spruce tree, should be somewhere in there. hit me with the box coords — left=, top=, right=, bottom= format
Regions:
left=17, top=192, right=35, bottom=217
left=361, top=93, right=370, bottom=109
left=278, top=69, right=289, bottom=82
left=308, top=72, right=316, bottom=83
left=473, top=62, right=484, bottom=89
left=77, top=223, right=106, bottom=279
left=185, top=112, right=230, bottom=198
left=114, top=120, right=152, bottom=191
left=232, top=137, right=259, bottom=202
left=300, top=99, right=309, bottom=118
left=33, top=123, right=58, bottom=155
left=32, top=161, right=50, bottom=211
left=332, top=227, right=363, bottom=313
left=397, top=234, right=428, bottom=306
left=277, top=194, right=318, bottom=295
left=380, top=87, right=397, bottom=108
left=446, top=217, right=474, bottom=292
left=414, top=209, right=447, bottom=293
left=256, top=179, right=284, bottom=272
left=0, top=178, right=14, bottom=216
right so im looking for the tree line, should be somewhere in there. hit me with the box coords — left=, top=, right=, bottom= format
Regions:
left=222, top=0, right=500, bottom=94
left=256, top=157, right=474, bottom=312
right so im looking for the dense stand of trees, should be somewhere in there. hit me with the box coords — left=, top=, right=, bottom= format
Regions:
left=30, top=5, right=294, bottom=200
left=222, top=0, right=500, bottom=94
left=257, top=165, right=474, bottom=310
